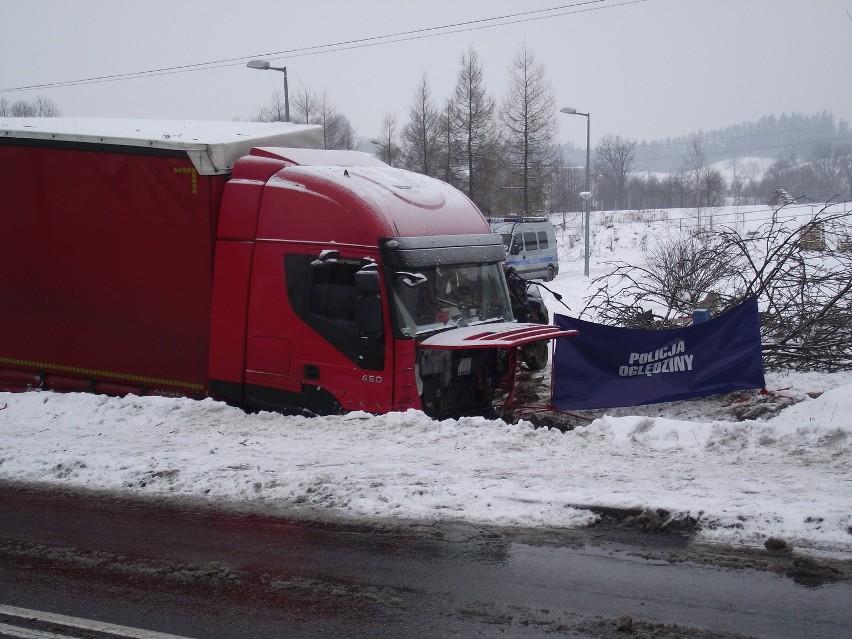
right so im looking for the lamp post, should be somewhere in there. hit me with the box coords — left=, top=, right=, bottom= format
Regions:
left=247, top=59, right=290, bottom=123
left=560, top=106, right=591, bottom=276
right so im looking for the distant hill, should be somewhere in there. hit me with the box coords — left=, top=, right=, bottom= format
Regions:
left=564, top=111, right=851, bottom=174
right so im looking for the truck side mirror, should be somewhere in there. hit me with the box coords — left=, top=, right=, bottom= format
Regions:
left=355, top=267, right=381, bottom=294
left=356, top=296, right=384, bottom=335
left=355, top=265, right=383, bottom=336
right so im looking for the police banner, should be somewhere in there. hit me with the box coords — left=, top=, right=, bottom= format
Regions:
left=552, top=297, right=765, bottom=410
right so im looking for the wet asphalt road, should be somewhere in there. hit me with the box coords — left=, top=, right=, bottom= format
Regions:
left=0, top=484, right=850, bottom=638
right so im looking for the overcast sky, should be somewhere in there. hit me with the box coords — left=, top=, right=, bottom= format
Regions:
left=3, top=0, right=851, bottom=152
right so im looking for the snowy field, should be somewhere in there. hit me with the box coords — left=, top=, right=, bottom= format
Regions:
left=1, top=204, right=850, bottom=558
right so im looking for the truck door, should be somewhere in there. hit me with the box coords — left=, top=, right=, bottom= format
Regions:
left=282, top=251, right=390, bottom=414
left=243, top=247, right=391, bottom=415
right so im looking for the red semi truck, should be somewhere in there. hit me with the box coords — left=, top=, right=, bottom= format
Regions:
left=0, top=118, right=570, bottom=419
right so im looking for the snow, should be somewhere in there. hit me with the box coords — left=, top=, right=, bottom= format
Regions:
left=1, top=204, right=851, bottom=559
left=0, top=117, right=324, bottom=175
left=0, top=116, right=321, bottom=146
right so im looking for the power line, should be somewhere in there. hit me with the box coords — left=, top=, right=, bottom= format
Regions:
left=1, top=0, right=645, bottom=94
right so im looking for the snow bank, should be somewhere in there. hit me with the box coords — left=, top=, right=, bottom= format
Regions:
left=1, top=380, right=849, bottom=556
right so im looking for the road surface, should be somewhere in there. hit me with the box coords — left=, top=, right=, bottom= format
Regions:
left=1, top=484, right=849, bottom=638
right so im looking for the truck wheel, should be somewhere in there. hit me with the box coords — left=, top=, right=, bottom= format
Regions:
left=524, top=341, right=549, bottom=371
left=544, top=266, right=555, bottom=281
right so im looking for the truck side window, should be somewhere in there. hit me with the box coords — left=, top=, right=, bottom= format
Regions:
left=311, top=263, right=359, bottom=322
left=537, top=231, right=549, bottom=249
left=523, top=231, right=538, bottom=251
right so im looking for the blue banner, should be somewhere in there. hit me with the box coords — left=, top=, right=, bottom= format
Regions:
left=552, top=297, right=765, bottom=410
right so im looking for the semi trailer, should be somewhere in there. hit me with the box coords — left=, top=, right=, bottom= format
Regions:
left=0, top=118, right=572, bottom=419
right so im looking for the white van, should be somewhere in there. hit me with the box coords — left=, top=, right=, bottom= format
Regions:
left=488, top=217, right=559, bottom=281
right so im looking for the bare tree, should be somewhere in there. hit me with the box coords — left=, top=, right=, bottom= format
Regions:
left=451, top=47, right=497, bottom=209
left=0, top=96, right=61, bottom=117
left=436, top=99, right=462, bottom=187
left=472, top=136, right=512, bottom=217
left=810, top=142, right=843, bottom=201
left=718, top=206, right=852, bottom=371
left=582, top=231, right=740, bottom=328
left=373, top=112, right=399, bottom=167
left=594, top=135, right=636, bottom=211
left=255, top=85, right=355, bottom=150
left=730, top=159, right=760, bottom=207
left=703, top=169, right=727, bottom=212
left=549, top=161, right=585, bottom=226
left=684, top=137, right=726, bottom=225
left=838, top=145, right=852, bottom=201
left=582, top=204, right=852, bottom=371
left=292, top=85, right=320, bottom=125
left=33, top=96, right=61, bottom=117
left=400, top=73, right=441, bottom=177
left=315, top=92, right=356, bottom=150
left=499, top=45, right=557, bottom=216
left=256, top=90, right=289, bottom=123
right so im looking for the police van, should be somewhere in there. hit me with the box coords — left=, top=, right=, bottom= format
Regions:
left=488, top=217, right=559, bottom=281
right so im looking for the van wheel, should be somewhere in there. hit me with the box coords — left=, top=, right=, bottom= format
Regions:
left=544, top=266, right=555, bottom=281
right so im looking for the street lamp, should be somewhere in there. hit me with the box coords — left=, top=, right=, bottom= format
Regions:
left=247, top=59, right=290, bottom=123
left=560, top=106, right=591, bottom=276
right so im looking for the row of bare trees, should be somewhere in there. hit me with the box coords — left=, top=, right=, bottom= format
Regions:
left=554, top=140, right=852, bottom=218
left=258, top=45, right=559, bottom=217
left=382, top=46, right=558, bottom=217
left=256, top=87, right=358, bottom=152
left=253, top=44, right=849, bottom=219
left=608, top=141, right=852, bottom=213
left=750, top=143, right=852, bottom=204
left=0, top=96, right=61, bottom=117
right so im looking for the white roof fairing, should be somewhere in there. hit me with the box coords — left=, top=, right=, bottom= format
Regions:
left=0, top=117, right=324, bottom=175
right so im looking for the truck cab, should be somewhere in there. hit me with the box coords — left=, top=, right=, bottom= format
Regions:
left=210, top=148, right=568, bottom=419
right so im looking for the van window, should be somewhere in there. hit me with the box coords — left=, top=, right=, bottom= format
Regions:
left=523, top=232, right=538, bottom=251
left=537, top=231, right=549, bottom=249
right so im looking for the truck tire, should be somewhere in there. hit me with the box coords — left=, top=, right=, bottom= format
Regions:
left=544, top=265, right=555, bottom=281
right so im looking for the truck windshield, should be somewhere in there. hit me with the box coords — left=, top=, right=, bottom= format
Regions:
left=391, top=262, right=514, bottom=337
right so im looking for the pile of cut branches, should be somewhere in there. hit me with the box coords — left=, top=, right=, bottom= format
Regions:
left=581, top=203, right=852, bottom=371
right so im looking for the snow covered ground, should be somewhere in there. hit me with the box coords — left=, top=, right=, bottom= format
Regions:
left=1, top=205, right=850, bottom=558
